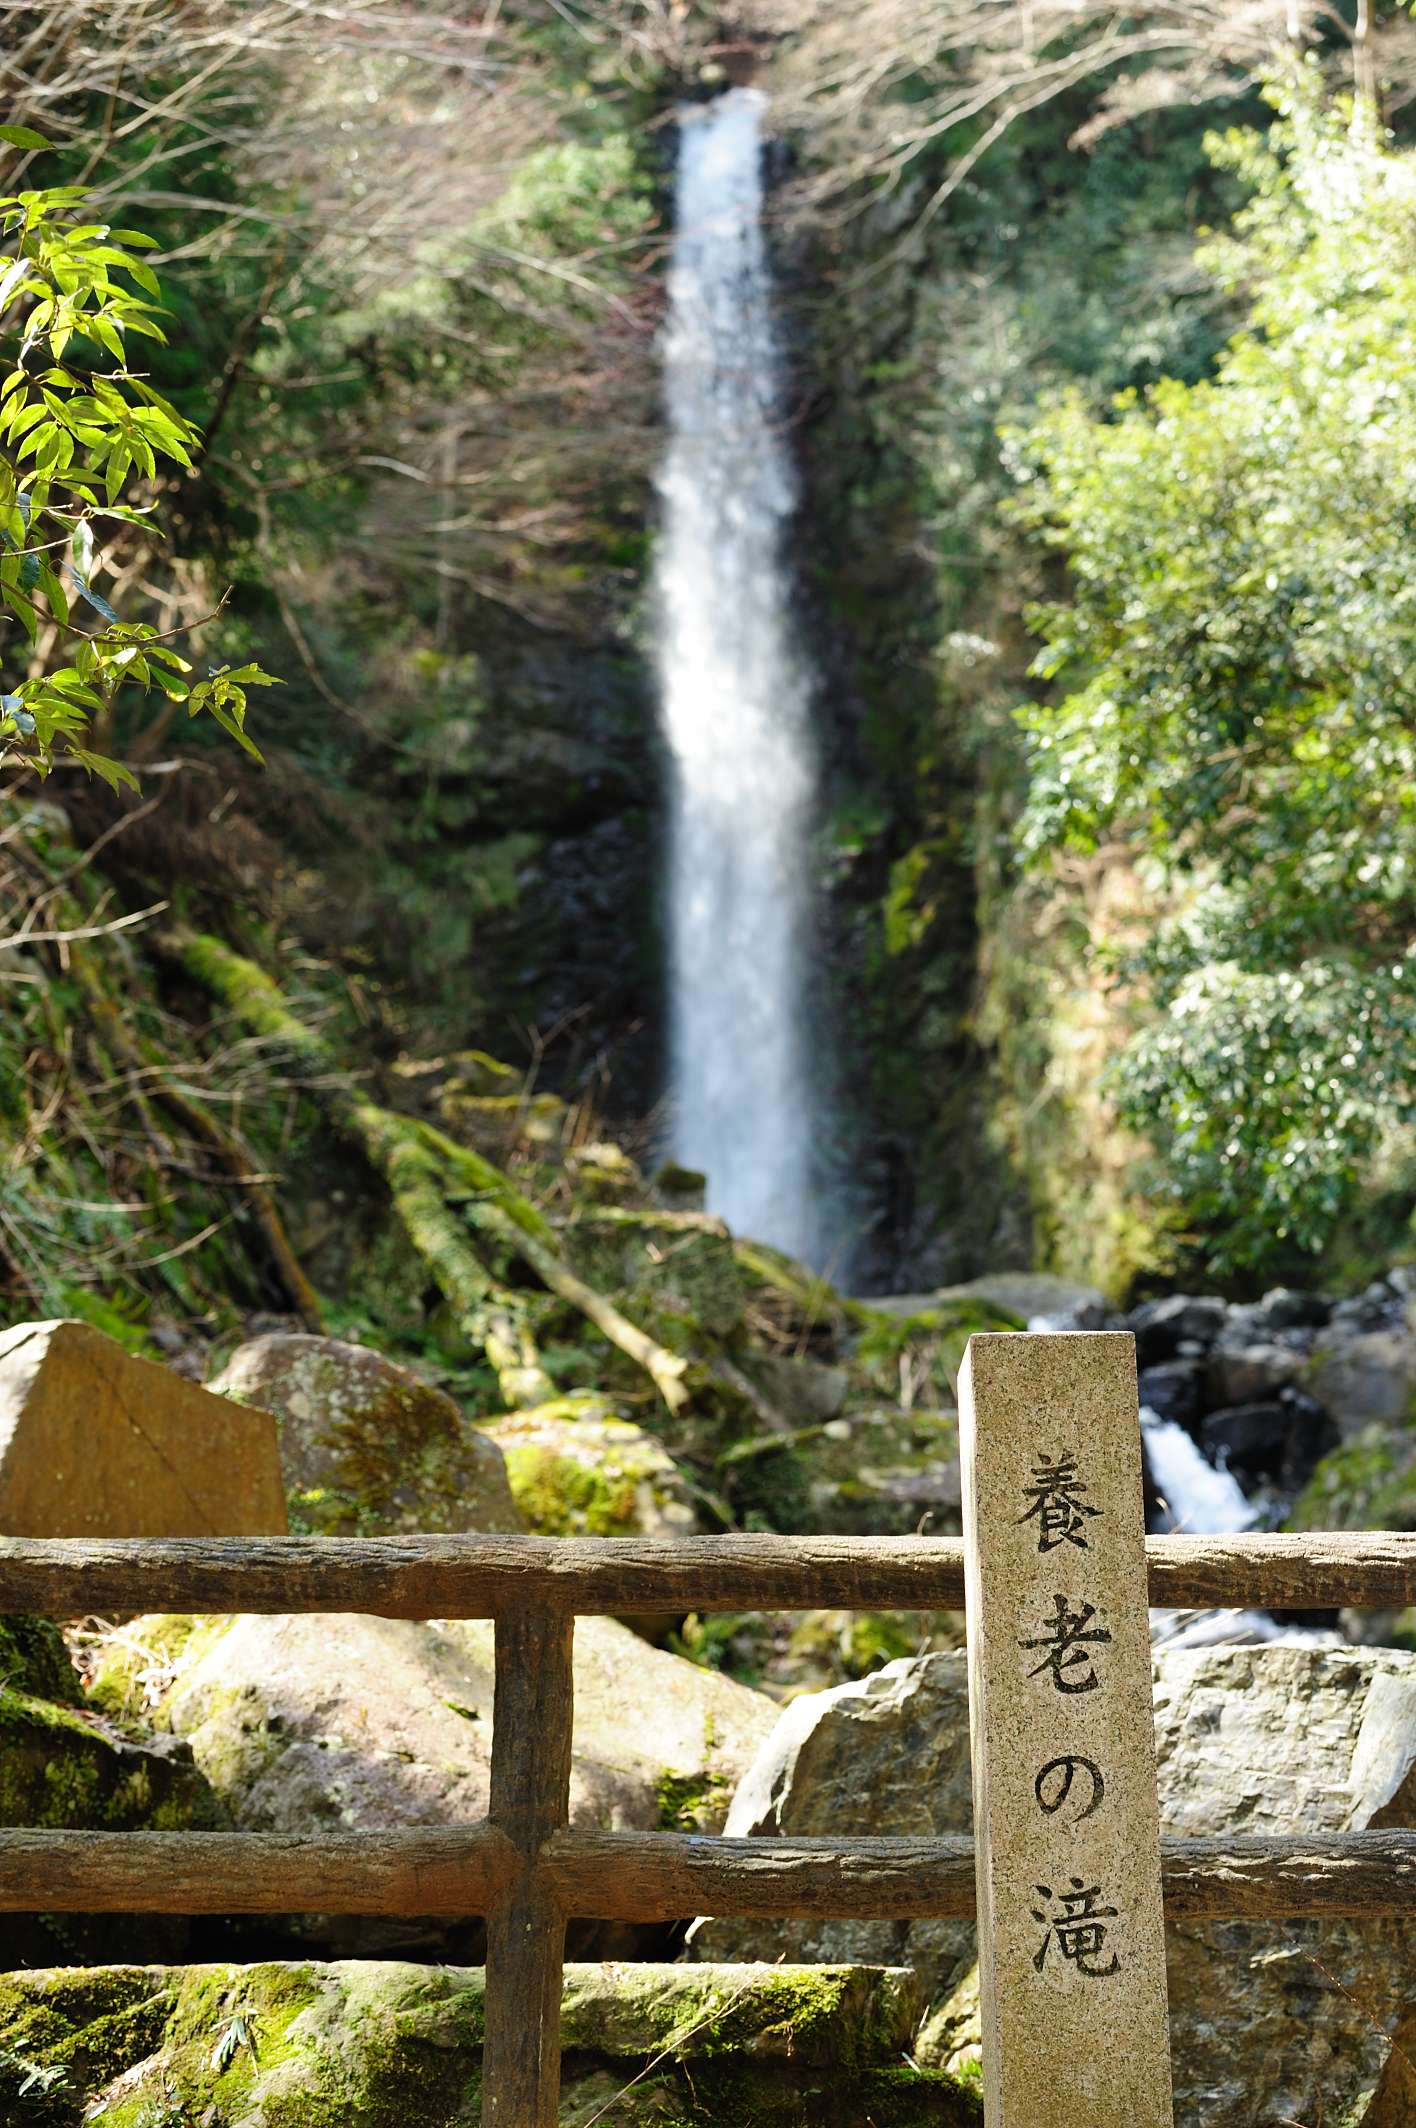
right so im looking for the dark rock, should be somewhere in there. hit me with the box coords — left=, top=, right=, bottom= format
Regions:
left=1137, top=1358, right=1205, bottom=1432
left=1127, top=1294, right=1227, bottom=1363
left=1331, top=1282, right=1406, bottom=1333
left=1276, top=1386, right=1342, bottom=1490
left=1207, top=1337, right=1305, bottom=1407
left=1201, top=1402, right=1290, bottom=1484
left=1201, top=1389, right=1338, bottom=1492
left=1304, top=1323, right=1416, bottom=1439
left=1256, top=1287, right=1332, bottom=1331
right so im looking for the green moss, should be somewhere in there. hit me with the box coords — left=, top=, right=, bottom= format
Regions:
left=173, top=932, right=324, bottom=1062
left=857, top=2065, right=984, bottom=2124
left=86, top=1615, right=224, bottom=1726
left=0, top=1966, right=174, bottom=2122
left=490, top=1395, right=694, bottom=1539
left=1285, top=1426, right=1416, bottom=1534
left=0, top=1619, right=82, bottom=1705
left=0, top=1963, right=976, bottom=2127
left=561, top=1208, right=744, bottom=1341
left=654, top=1768, right=731, bottom=1833
left=502, top=1443, right=639, bottom=1535
left=0, top=1677, right=220, bottom=1833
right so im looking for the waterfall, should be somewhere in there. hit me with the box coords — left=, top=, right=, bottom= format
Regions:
left=653, top=88, right=821, bottom=1263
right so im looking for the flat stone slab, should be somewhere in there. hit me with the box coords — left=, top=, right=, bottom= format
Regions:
left=0, top=1320, right=286, bottom=1538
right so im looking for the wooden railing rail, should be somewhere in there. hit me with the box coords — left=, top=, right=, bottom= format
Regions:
left=4, top=1525, right=1416, bottom=2124
left=4, top=1826, right=1416, bottom=1923
left=4, top=1527, right=1416, bottom=1616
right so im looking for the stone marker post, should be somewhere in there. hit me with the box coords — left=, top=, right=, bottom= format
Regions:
left=960, top=1331, right=1173, bottom=2127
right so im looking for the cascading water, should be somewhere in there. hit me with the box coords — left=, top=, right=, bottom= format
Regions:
left=653, top=88, right=822, bottom=1263
left=1141, top=1406, right=1334, bottom=1648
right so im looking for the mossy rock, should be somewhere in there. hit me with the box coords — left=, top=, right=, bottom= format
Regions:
left=569, top=1140, right=644, bottom=1204
left=1285, top=1424, right=1416, bottom=1534
left=0, top=1961, right=980, bottom=2126
left=209, top=1333, right=522, bottom=1536
left=0, top=1662, right=222, bottom=1971
left=84, top=1614, right=227, bottom=1728
left=0, top=1679, right=220, bottom=1834
left=722, top=1406, right=962, bottom=1538
left=441, top=1091, right=568, bottom=1149
left=0, top=1617, right=81, bottom=1705
left=562, top=1209, right=745, bottom=1340
left=484, top=1394, right=699, bottom=1538
left=650, top=1161, right=707, bottom=1212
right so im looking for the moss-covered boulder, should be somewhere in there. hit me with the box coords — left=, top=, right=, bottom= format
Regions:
left=484, top=1394, right=699, bottom=1538
left=0, top=1960, right=980, bottom=2125
left=720, top=1404, right=963, bottom=1539
left=561, top=1208, right=744, bottom=1340
left=0, top=1680, right=217, bottom=1836
left=209, top=1333, right=521, bottom=1535
left=0, top=1627, right=220, bottom=1969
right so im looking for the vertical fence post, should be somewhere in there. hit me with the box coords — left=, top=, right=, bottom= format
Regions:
left=483, top=1599, right=575, bottom=2127
left=960, top=1331, right=1173, bottom=2127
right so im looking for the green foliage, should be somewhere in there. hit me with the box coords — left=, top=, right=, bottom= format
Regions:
left=1113, top=953, right=1416, bottom=1267
left=1009, top=66, right=1416, bottom=1273
left=0, top=134, right=276, bottom=787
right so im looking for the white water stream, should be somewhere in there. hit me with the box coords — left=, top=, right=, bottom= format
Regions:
left=653, top=89, right=820, bottom=1261
left=1141, top=1405, right=1332, bottom=1647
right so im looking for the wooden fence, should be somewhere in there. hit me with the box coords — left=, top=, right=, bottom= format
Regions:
left=4, top=1526, right=1416, bottom=2124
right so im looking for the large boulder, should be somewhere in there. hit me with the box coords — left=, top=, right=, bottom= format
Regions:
left=0, top=1959, right=977, bottom=2126
left=209, top=1333, right=520, bottom=1535
left=1128, top=1293, right=1228, bottom=1362
left=1287, top=1424, right=1416, bottom=1536
left=693, top=1643, right=1416, bottom=2128
left=691, top=1654, right=976, bottom=1986
left=97, top=1606, right=774, bottom=1950
left=1304, top=1317, right=1416, bottom=1438
left=0, top=1319, right=286, bottom=1537
left=483, top=1393, right=698, bottom=1538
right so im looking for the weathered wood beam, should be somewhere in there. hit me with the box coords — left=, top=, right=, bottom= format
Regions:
left=0, top=1825, right=518, bottom=1913
left=2, top=1530, right=1415, bottom=1618
left=482, top=1601, right=575, bottom=2128
left=1156, top=1832, right=1416, bottom=1920
left=546, top=1830, right=979, bottom=1919
left=547, top=1828, right=1416, bottom=1923
left=4, top=1827, right=1416, bottom=1922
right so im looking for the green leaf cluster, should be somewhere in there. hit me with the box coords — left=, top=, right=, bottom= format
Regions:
left=1008, top=64, right=1416, bottom=1271
left=0, top=129, right=276, bottom=788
